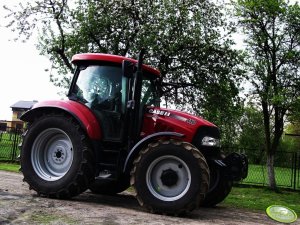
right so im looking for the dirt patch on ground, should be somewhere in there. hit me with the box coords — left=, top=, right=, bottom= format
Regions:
left=0, top=170, right=295, bottom=225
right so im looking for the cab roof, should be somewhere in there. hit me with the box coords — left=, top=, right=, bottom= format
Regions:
left=71, top=53, right=160, bottom=77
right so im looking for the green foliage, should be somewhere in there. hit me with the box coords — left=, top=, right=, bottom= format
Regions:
left=281, top=122, right=300, bottom=152
left=278, top=137, right=299, bottom=153
left=234, top=0, right=300, bottom=189
left=238, top=105, right=265, bottom=149
left=235, top=0, right=300, bottom=113
left=288, top=97, right=300, bottom=124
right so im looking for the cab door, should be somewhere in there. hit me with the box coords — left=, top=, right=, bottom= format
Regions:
left=72, top=64, right=126, bottom=141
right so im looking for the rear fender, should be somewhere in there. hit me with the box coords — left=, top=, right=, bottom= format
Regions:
left=123, top=132, right=184, bottom=174
left=20, top=100, right=101, bottom=140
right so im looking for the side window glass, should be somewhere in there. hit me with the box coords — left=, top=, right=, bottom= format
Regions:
left=75, top=65, right=122, bottom=110
left=74, top=65, right=123, bottom=140
left=141, top=79, right=151, bottom=105
left=141, top=79, right=159, bottom=106
left=76, top=67, right=109, bottom=102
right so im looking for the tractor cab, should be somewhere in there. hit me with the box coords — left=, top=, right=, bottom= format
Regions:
left=69, top=53, right=160, bottom=142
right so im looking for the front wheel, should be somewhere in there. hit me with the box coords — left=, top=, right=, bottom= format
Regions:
left=131, top=139, right=210, bottom=215
left=201, top=164, right=233, bottom=207
left=21, top=114, right=95, bottom=199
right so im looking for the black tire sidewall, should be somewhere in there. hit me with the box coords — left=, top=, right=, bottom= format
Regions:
left=21, top=115, right=88, bottom=195
left=202, top=164, right=233, bottom=207
left=134, top=142, right=206, bottom=212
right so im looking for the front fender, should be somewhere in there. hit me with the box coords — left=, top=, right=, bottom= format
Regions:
left=123, top=132, right=184, bottom=174
left=20, top=100, right=101, bottom=140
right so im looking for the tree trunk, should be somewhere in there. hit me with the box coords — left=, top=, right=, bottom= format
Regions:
left=266, top=153, right=277, bottom=190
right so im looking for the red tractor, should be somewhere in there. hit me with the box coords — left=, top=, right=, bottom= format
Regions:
left=20, top=51, right=247, bottom=214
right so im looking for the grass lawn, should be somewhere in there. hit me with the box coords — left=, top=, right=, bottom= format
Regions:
left=223, top=185, right=300, bottom=215
left=0, top=162, right=20, bottom=172
left=227, top=164, right=300, bottom=214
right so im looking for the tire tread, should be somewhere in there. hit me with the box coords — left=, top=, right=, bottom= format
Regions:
left=130, top=139, right=209, bottom=215
left=20, top=113, right=95, bottom=199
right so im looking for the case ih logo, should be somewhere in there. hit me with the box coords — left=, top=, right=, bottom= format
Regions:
left=148, top=109, right=171, bottom=116
left=148, top=109, right=197, bottom=125
left=186, top=118, right=197, bottom=125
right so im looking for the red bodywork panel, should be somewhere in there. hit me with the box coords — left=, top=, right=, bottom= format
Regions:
left=141, top=106, right=216, bottom=142
left=27, top=100, right=102, bottom=140
left=72, top=53, right=160, bottom=77
left=25, top=54, right=215, bottom=143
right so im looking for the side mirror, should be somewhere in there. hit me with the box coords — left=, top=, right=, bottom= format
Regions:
left=122, top=60, right=134, bottom=78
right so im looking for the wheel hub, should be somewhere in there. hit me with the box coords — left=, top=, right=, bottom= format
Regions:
left=146, top=155, right=191, bottom=201
left=160, top=169, right=178, bottom=187
left=31, top=128, right=74, bottom=181
left=53, top=147, right=66, bottom=163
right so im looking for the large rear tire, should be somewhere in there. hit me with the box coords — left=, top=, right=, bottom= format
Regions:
left=21, top=114, right=95, bottom=199
left=130, top=139, right=209, bottom=215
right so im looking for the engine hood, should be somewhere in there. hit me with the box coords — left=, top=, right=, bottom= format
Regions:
left=142, top=106, right=217, bottom=142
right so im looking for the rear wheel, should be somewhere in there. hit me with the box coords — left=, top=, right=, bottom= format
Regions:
left=131, top=139, right=209, bottom=215
left=21, top=114, right=95, bottom=199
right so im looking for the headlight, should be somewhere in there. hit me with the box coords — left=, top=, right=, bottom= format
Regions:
left=201, top=136, right=220, bottom=147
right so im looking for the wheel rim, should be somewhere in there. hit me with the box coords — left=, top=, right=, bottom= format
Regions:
left=146, top=155, right=191, bottom=201
left=31, top=128, right=74, bottom=181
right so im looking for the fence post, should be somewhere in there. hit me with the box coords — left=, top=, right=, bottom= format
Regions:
left=293, top=152, right=297, bottom=190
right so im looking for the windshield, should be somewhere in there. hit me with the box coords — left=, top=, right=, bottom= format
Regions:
left=71, top=64, right=160, bottom=110
left=72, top=65, right=123, bottom=109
